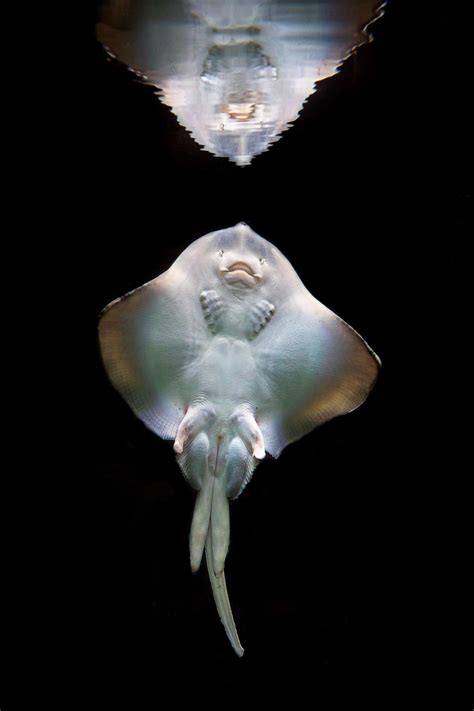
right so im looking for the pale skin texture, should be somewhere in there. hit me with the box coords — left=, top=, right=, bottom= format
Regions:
left=99, top=223, right=380, bottom=656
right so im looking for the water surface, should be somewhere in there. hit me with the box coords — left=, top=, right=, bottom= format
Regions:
left=97, top=0, right=385, bottom=165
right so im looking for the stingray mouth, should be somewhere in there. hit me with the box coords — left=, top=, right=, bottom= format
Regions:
left=221, top=261, right=260, bottom=287
left=224, top=102, right=256, bottom=121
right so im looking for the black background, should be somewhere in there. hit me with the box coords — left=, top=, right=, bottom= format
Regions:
left=5, top=1, right=470, bottom=708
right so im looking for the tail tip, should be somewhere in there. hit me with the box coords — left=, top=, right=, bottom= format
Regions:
left=190, top=549, right=204, bottom=574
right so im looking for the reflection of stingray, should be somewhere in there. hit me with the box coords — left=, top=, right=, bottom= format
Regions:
left=97, top=0, right=385, bottom=165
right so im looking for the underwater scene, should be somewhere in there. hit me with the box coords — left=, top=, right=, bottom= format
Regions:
left=33, top=1, right=466, bottom=706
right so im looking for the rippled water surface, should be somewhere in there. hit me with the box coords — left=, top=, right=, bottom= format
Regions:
left=97, top=0, right=384, bottom=165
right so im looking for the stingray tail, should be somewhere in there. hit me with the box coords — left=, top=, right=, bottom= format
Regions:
left=189, top=462, right=244, bottom=657
left=205, top=530, right=244, bottom=657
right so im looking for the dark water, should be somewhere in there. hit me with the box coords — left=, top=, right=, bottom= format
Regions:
left=4, top=2, right=470, bottom=709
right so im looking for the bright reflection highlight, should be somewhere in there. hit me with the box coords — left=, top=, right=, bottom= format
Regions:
left=97, top=0, right=384, bottom=164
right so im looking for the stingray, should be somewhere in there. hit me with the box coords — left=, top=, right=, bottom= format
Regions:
left=96, top=0, right=385, bottom=165
left=99, top=222, right=380, bottom=655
